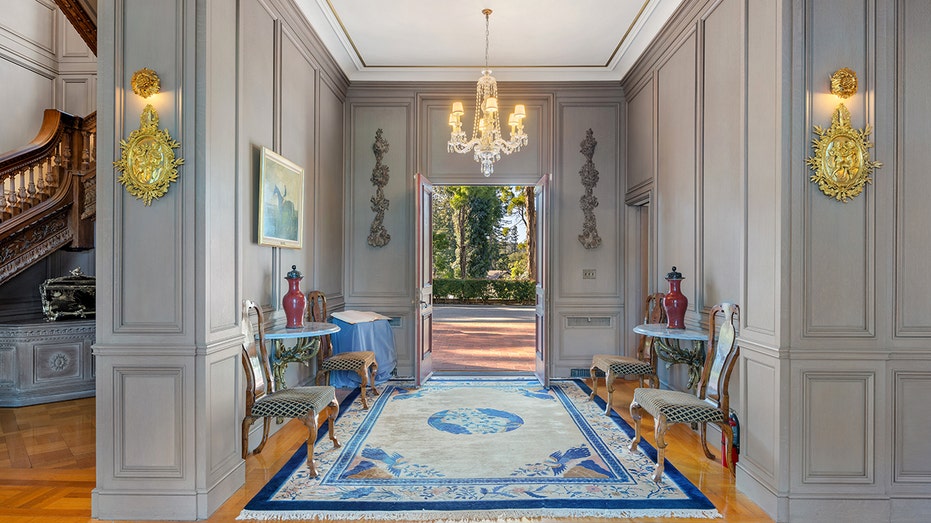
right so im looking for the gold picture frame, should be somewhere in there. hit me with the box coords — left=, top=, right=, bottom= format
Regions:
left=258, top=147, right=304, bottom=249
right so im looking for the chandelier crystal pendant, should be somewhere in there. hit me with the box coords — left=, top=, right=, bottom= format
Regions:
left=448, top=9, right=528, bottom=177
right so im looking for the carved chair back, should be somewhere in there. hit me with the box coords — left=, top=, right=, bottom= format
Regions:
left=696, top=302, right=740, bottom=415
left=306, top=290, right=332, bottom=358
left=241, top=300, right=275, bottom=410
left=637, top=292, right=666, bottom=364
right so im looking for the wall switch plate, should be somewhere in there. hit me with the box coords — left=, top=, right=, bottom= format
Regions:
left=582, top=269, right=596, bottom=279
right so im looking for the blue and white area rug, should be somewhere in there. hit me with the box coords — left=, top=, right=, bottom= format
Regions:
left=238, top=378, right=720, bottom=521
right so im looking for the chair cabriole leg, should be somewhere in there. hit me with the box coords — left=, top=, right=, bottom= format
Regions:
left=255, top=416, right=271, bottom=454
left=699, top=421, right=716, bottom=460
left=652, top=413, right=668, bottom=482
left=242, top=416, right=254, bottom=458
left=327, top=399, right=342, bottom=448
left=604, top=370, right=616, bottom=416
left=370, top=362, right=379, bottom=396
left=628, top=401, right=643, bottom=452
left=721, top=421, right=735, bottom=473
left=303, top=410, right=320, bottom=477
left=588, top=365, right=599, bottom=401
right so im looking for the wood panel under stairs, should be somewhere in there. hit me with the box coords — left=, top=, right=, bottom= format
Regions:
left=0, top=110, right=96, bottom=288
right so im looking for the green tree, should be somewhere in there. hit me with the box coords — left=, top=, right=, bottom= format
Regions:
left=432, top=189, right=457, bottom=278
left=465, top=186, right=503, bottom=278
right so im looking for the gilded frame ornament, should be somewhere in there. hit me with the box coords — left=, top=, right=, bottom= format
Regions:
left=258, top=147, right=304, bottom=249
left=805, top=68, right=881, bottom=203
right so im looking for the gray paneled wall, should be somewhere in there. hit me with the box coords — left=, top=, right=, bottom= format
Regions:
left=94, top=0, right=347, bottom=519
left=345, top=84, right=624, bottom=378
left=621, top=0, right=931, bottom=521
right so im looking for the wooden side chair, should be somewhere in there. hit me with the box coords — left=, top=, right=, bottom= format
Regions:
left=307, top=290, right=379, bottom=409
left=628, top=302, right=740, bottom=483
left=589, top=292, right=665, bottom=415
left=241, top=299, right=340, bottom=477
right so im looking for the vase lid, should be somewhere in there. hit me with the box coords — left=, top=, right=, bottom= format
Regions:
left=286, top=265, right=302, bottom=280
left=665, top=266, right=684, bottom=280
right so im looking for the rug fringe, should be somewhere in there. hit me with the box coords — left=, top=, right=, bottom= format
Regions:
left=237, top=508, right=722, bottom=521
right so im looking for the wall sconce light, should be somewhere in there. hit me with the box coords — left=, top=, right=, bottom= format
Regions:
left=805, top=68, right=881, bottom=202
left=113, top=68, right=184, bottom=205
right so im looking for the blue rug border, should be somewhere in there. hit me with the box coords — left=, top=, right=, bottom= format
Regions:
left=244, top=379, right=716, bottom=513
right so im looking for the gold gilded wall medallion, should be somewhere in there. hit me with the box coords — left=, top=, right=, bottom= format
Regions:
left=806, top=69, right=881, bottom=203
left=114, top=105, right=184, bottom=205
left=114, top=69, right=184, bottom=205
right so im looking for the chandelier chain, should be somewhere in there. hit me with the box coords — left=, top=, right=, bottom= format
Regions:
left=484, top=10, right=490, bottom=69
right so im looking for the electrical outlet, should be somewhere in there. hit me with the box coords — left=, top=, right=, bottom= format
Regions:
left=582, top=269, right=596, bottom=279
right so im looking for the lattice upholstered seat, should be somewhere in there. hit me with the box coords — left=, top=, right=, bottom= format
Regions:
left=241, top=300, right=340, bottom=477
left=629, top=302, right=740, bottom=483
left=589, top=293, right=664, bottom=415
left=308, top=291, right=379, bottom=409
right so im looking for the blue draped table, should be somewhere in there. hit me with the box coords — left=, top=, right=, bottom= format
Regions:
left=328, top=317, right=397, bottom=387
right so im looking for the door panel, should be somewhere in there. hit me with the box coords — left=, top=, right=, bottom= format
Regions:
left=534, top=175, right=549, bottom=387
left=415, top=173, right=434, bottom=386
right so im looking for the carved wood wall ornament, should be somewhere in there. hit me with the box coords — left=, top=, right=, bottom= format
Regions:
left=367, top=129, right=391, bottom=247
left=577, top=128, right=602, bottom=249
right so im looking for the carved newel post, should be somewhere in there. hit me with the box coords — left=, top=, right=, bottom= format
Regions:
left=282, top=265, right=305, bottom=329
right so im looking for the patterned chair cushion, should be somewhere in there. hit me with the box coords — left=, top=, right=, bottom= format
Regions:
left=321, top=350, right=376, bottom=372
left=252, top=385, right=336, bottom=419
left=632, top=388, right=725, bottom=425
left=592, top=354, right=654, bottom=377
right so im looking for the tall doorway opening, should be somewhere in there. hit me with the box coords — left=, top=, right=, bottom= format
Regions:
left=430, top=185, right=536, bottom=373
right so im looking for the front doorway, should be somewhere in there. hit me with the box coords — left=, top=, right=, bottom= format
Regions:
left=423, top=183, right=544, bottom=376
left=416, top=178, right=547, bottom=385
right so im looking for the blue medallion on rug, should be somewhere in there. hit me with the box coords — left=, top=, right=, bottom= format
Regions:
left=238, top=379, right=721, bottom=521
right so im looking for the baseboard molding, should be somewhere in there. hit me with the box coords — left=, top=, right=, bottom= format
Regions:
left=735, top=466, right=782, bottom=521
left=92, top=488, right=200, bottom=520
left=199, top=461, right=246, bottom=518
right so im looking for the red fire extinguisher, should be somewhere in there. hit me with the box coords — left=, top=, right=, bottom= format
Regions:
left=722, top=410, right=739, bottom=467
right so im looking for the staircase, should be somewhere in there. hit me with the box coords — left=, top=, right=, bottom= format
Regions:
left=0, top=110, right=96, bottom=287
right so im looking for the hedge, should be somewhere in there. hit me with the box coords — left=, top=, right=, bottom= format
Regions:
left=433, top=278, right=536, bottom=304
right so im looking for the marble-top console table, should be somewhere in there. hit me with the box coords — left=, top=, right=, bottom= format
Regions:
left=0, top=319, right=95, bottom=407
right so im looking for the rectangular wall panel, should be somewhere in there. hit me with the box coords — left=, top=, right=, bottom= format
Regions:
left=701, top=0, right=742, bottom=308
left=894, top=371, right=931, bottom=482
left=743, top=355, right=777, bottom=477
left=744, top=0, right=779, bottom=336
left=803, top=0, right=873, bottom=336
left=238, top=0, right=277, bottom=309
left=625, top=79, right=654, bottom=193
left=315, top=83, right=345, bottom=296
left=348, top=104, right=411, bottom=298
left=895, top=0, right=931, bottom=336
left=558, top=104, right=620, bottom=299
left=114, top=367, right=184, bottom=477
left=802, top=371, right=874, bottom=483
left=656, top=34, right=697, bottom=306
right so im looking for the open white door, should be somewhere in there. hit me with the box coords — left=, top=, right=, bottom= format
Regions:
left=415, top=173, right=434, bottom=386
left=533, top=175, right=549, bottom=388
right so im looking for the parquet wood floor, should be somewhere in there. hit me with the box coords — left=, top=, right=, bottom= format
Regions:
left=0, top=379, right=773, bottom=523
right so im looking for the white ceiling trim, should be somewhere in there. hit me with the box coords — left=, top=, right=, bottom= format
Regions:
left=293, top=0, right=684, bottom=83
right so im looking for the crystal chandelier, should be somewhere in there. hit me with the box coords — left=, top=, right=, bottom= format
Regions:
left=448, top=9, right=528, bottom=177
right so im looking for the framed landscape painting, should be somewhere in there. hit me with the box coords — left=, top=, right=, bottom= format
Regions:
left=258, top=147, right=304, bottom=249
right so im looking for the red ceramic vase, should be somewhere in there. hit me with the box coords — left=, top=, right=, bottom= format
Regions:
left=663, top=266, right=688, bottom=329
left=283, top=265, right=305, bottom=329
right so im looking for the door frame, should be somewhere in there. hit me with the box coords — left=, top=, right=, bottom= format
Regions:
left=415, top=176, right=551, bottom=385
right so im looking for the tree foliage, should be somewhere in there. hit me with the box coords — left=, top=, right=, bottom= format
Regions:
left=432, top=185, right=531, bottom=282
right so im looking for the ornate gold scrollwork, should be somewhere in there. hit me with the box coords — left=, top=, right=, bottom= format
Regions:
left=806, top=68, right=881, bottom=203
left=114, top=69, right=184, bottom=206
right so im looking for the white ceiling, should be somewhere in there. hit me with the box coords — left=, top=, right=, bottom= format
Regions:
left=294, top=0, right=684, bottom=83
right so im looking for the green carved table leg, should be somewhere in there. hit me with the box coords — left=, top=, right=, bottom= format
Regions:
left=653, top=338, right=705, bottom=390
